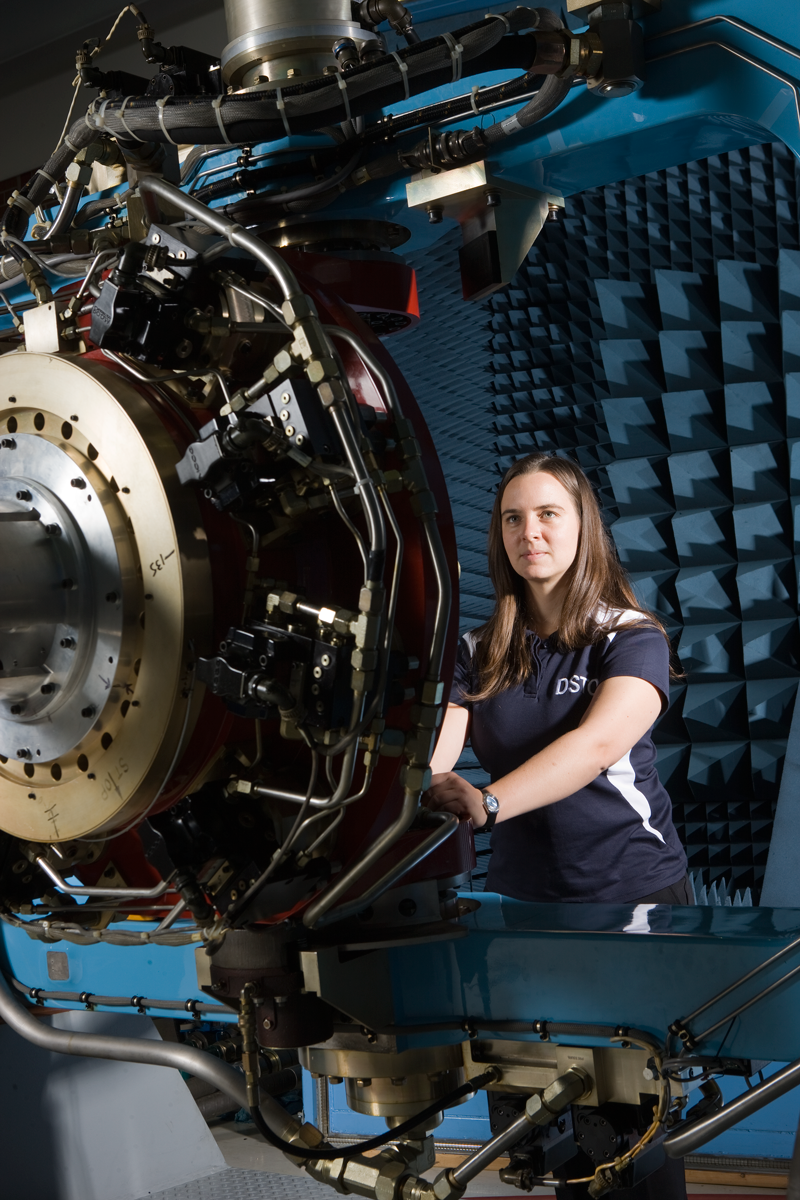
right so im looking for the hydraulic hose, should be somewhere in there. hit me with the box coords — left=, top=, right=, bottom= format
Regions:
left=47, top=183, right=85, bottom=240
left=249, top=1068, right=498, bottom=1161
left=71, top=14, right=533, bottom=149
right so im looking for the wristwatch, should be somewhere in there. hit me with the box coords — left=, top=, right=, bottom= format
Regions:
left=480, top=789, right=501, bottom=832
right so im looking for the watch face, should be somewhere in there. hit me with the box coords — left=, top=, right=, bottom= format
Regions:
left=483, top=792, right=500, bottom=813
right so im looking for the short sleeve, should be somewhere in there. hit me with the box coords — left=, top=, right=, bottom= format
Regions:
left=599, top=625, right=670, bottom=712
left=449, top=634, right=477, bottom=707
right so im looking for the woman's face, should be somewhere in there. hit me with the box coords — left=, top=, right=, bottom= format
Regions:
left=500, top=471, right=581, bottom=592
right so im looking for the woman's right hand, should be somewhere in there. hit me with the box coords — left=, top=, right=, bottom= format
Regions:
left=424, top=772, right=486, bottom=827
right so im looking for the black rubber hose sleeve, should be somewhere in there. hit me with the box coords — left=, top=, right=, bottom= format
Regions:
left=249, top=1068, right=498, bottom=1161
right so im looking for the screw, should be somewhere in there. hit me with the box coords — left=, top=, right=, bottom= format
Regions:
left=152, top=233, right=161, bottom=244
left=316, top=701, right=324, bottom=713
left=40, top=683, right=55, bottom=695
left=263, top=1018, right=273, bottom=1030
left=10, top=704, right=23, bottom=715
left=285, top=425, right=295, bottom=437
left=1, top=438, right=16, bottom=449
left=81, top=706, right=96, bottom=719
left=279, top=409, right=290, bottom=421
left=16, top=749, right=31, bottom=759
left=312, top=666, right=323, bottom=679
left=60, top=637, right=76, bottom=649
left=486, top=190, right=502, bottom=207
left=175, top=339, right=193, bottom=359
left=295, top=434, right=304, bottom=446
left=15, top=489, right=31, bottom=501
left=311, top=683, right=320, bottom=696
left=281, top=392, right=291, bottom=404
left=320, top=654, right=331, bottom=667
left=45, top=524, right=61, bottom=537
left=70, top=478, right=86, bottom=489
left=426, top=205, right=443, bottom=225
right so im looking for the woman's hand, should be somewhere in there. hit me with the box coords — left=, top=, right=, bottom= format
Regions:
left=424, top=772, right=486, bottom=826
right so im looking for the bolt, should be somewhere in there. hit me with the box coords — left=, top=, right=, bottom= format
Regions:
left=355, top=1078, right=372, bottom=1088
left=486, top=190, right=502, bottom=207
left=426, top=205, right=443, bottom=225
left=263, top=1018, right=274, bottom=1030
left=175, top=339, right=193, bottom=359
left=281, top=392, right=291, bottom=404
left=315, top=701, right=324, bottom=713
left=10, top=704, right=23, bottom=715
left=15, top=489, right=31, bottom=501
left=60, top=637, right=76, bottom=649
left=285, top=425, right=295, bottom=437
left=320, top=654, right=331, bottom=667
left=16, top=749, right=31, bottom=759
left=311, top=684, right=320, bottom=696
left=152, top=233, right=161, bottom=244
left=45, top=524, right=61, bottom=537
left=312, top=666, right=323, bottom=679
left=398, top=898, right=417, bottom=917
left=70, top=478, right=86, bottom=489
left=1, top=438, right=16, bottom=449
left=40, top=683, right=55, bottom=695
left=279, top=409, right=290, bottom=422
left=295, top=433, right=304, bottom=446
left=81, top=706, right=96, bottom=719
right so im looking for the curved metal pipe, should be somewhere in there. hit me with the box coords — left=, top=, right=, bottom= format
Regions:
left=47, top=183, right=84, bottom=240
left=303, top=785, right=420, bottom=928
left=137, top=176, right=301, bottom=302
left=312, top=809, right=458, bottom=928
left=36, top=856, right=172, bottom=899
left=0, top=969, right=303, bottom=1142
left=664, top=1058, right=800, bottom=1157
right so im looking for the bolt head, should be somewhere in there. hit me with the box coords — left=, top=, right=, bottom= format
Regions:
left=45, top=524, right=61, bottom=537
left=40, top=683, right=55, bottom=695
left=81, top=705, right=96, bottom=719
left=70, top=477, right=86, bottom=489
left=16, top=748, right=31, bottom=759
left=10, top=704, right=23, bottom=715
left=15, top=489, right=31, bottom=501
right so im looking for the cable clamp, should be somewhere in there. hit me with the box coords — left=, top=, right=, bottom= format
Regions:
left=185, top=998, right=199, bottom=1013
left=470, top=85, right=482, bottom=114
left=211, top=95, right=232, bottom=145
left=35, top=168, right=58, bottom=187
left=156, top=97, right=179, bottom=146
left=63, top=133, right=81, bottom=153
left=9, top=193, right=35, bottom=217
left=441, top=32, right=464, bottom=82
left=389, top=51, right=410, bottom=100
left=485, top=12, right=511, bottom=32
left=118, top=96, right=147, bottom=143
left=337, top=72, right=352, bottom=123
left=274, top=87, right=292, bottom=137
left=94, top=97, right=113, bottom=130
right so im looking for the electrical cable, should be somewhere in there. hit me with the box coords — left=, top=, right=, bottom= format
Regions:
left=249, top=1068, right=498, bottom=1161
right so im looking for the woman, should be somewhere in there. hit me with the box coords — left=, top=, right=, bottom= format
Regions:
left=426, top=452, right=688, bottom=904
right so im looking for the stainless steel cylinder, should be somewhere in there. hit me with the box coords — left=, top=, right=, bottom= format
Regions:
left=221, top=0, right=378, bottom=88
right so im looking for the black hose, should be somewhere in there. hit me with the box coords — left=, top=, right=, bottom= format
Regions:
left=249, top=1068, right=497, bottom=1161
left=67, top=15, right=527, bottom=149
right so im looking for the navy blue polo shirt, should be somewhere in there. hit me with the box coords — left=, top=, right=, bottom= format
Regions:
left=450, top=618, right=687, bottom=903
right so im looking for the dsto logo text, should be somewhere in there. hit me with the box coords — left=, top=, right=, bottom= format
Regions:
left=555, top=676, right=599, bottom=695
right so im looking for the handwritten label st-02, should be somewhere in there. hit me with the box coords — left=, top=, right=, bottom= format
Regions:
left=150, top=549, right=175, bottom=577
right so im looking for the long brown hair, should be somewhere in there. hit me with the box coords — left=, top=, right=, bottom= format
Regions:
left=467, top=452, right=675, bottom=702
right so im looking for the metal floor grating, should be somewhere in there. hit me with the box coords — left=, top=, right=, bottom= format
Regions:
left=136, top=1169, right=334, bottom=1200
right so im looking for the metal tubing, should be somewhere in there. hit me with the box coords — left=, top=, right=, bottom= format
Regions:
left=47, top=183, right=83, bottom=240
left=673, top=933, right=800, bottom=1031
left=421, top=512, right=452, bottom=682
left=302, top=785, right=420, bottom=927
left=312, top=809, right=459, bottom=928
left=693, top=959, right=800, bottom=1047
left=327, top=403, right=386, bottom=576
left=664, top=1058, right=800, bottom=1158
left=36, top=856, right=171, bottom=898
left=451, top=1110, right=533, bottom=1186
left=137, top=176, right=301, bottom=301
left=0, top=969, right=305, bottom=1142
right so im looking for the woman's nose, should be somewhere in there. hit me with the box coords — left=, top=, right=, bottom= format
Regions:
left=523, top=517, right=540, bottom=540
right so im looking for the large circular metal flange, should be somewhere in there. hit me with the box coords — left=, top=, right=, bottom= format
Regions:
left=0, top=435, right=126, bottom=760
left=0, top=354, right=213, bottom=843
